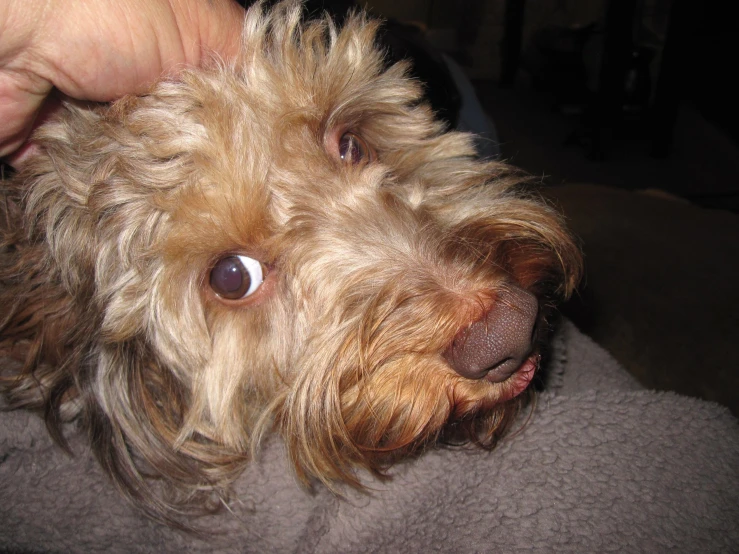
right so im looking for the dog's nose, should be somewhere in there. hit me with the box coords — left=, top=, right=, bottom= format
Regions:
left=444, top=287, right=539, bottom=382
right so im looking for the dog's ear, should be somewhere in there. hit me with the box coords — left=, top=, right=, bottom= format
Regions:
left=0, top=203, right=237, bottom=527
left=0, top=100, right=231, bottom=526
left=0, top=126, right=101, bottom=427
left=0, top=240, right=94, bottom=444
left=1, top=101, right=139, bottom=357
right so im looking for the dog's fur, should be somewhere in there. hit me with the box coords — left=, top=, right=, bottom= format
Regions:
left=0, top=1, right=581, bottom=524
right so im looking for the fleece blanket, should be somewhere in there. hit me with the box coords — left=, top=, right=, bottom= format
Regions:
left=1, top=320, right=738, bottom=553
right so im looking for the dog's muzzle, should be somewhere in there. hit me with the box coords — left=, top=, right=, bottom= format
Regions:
left=443, top=288, right=539, bottom=383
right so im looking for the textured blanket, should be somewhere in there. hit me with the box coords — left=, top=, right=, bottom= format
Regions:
left=2, top=321, right=738, bottom=553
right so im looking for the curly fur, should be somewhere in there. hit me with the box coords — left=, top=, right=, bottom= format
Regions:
left=0, top=1, right=581, bottom=526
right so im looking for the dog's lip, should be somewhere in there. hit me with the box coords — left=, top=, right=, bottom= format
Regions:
left=482, top=351, right=531, bottom=383
left=489, top=353, right=539, bottom=401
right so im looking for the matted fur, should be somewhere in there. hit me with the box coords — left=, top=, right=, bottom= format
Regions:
left=0, top=1, right=581, bottom=525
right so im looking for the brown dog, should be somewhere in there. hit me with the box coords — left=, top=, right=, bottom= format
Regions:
left=0, top=1, right=581, bottom=524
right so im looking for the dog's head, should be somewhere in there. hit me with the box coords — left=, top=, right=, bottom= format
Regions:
left=1, top=1, right=581, bottom=522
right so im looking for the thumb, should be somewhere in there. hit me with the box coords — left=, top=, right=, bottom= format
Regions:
left=0, top=70, right=52, bottom=161
left=168, top=0, right=245, bottom=66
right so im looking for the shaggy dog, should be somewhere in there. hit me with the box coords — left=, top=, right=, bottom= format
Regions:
left=0, top=1, right=581, bottom=525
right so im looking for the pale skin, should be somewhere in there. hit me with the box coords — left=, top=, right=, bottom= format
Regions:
left=0, top=0, right=245, bottom=165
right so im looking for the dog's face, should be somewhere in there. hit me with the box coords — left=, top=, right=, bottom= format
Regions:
left=1, top=2, right=580, bottom=521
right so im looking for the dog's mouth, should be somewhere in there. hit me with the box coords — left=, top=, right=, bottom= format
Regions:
left=491, top=353, right=540, bottom=401
left=481, top=349, right=537, bottom=384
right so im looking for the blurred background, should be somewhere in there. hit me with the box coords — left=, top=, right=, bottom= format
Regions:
left=300, top=0, right=739, bottom=415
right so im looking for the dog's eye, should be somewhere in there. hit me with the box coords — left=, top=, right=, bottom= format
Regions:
left=209, top=255, right=264, bottom=300
left=338, top=132, right=373, bottom=165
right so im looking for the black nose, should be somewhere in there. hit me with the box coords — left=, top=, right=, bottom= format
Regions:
left=443, top=287, right=538, bottom=382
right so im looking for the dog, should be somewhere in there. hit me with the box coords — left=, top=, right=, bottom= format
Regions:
left=0, top=1, right=581, bottom=525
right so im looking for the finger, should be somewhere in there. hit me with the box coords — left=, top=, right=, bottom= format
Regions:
left=3, top=92, right=62, bottom=168
left=0, top=69, right=51, bottom=159
left=169, top=0, right=245, bottom=65
left=33, top=0, right=246, bottom=102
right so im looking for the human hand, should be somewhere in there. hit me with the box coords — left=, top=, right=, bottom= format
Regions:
left=0, top=0, right=244, bottom=165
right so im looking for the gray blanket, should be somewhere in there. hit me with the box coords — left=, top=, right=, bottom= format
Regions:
left=2, top=321, right=738, bottom=553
